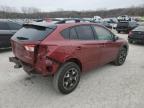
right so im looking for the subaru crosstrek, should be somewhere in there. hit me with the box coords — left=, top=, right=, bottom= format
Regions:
left=9, top=20, right=128, bottom=94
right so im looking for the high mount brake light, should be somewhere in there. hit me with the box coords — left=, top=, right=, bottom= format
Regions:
left=24, top=45, right=35, bottom=52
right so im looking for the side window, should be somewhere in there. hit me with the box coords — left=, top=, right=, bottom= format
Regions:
left=94, top=26, right=113, bottom=40
left=61, top=28, right=78, bottom=40
left=8, top=22, right=22, bottom=30
left=0, top=22, right=10, bottom=30
left=61, top=29, right=69, bottom=39
left=75, top=25, right=94, bottom=40
left=70, top=28, right=78, bottom=39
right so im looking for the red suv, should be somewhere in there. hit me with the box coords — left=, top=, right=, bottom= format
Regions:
left=9, top=20, right=128, bottom=94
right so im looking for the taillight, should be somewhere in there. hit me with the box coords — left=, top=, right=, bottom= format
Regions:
left=24, top=45, right=35, bottom=52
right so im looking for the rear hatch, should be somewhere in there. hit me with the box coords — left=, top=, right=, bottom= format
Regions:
left=117, top=22, right=129, bottom=29
left=132, top=31, right=144, bottom=39
left=11, top=23, right=56, bottom=65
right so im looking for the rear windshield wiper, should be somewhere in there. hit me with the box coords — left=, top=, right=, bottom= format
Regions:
left=17, top=37, right=29, bottom=40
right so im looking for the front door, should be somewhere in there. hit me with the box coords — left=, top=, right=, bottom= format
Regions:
left=93, top=25, right=119, bottom=65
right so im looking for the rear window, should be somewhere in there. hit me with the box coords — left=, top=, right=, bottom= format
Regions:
left=61, top=29, right=69, bottom=39
left=61, top=28, right=78, bottom=40
left=61, top=25, right=94, bottom=40
left=75, top=25, right=94, bottom=40
left=70, top=28, right=78, bottom=39
left=13, top=26, right=54, bottom=41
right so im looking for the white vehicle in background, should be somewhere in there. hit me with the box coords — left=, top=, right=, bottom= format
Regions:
left=93, top=16, right=103, bottom=23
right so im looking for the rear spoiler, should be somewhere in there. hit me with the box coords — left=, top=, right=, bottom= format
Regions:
left=23, top=22, right=57, bottom=29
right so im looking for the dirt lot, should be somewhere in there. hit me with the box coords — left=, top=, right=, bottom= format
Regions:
left=0, top=33, right=144, bottom=108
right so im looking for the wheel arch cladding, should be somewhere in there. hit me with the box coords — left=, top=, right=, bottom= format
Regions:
left=65, top=58, right=82, bottom=72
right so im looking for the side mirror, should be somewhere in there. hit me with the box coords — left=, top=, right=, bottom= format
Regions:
left=114, top=36, right=119, bottom=41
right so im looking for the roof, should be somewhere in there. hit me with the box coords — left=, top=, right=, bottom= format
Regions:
left=23, top=20, right=105, bottom=30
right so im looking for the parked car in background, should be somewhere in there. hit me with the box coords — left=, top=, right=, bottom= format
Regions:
left=100, top=21, right=113, bottom=29
left=92, top=20, right=113, bottom=29
left=93, top=16, right=103, bottom=23
left=9, top=19, right=128, bottom=94
left=103, top=18, right=118, bottom=29
left=116, top=21, right=139, bottom=33
left=0, top=20, right=22, bottom=49
left=128, top=25, right=144, bottom=44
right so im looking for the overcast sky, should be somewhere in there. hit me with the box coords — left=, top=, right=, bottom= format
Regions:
left=0, top=0, right=143, bottom=11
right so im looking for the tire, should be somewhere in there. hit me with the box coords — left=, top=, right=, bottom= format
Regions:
left=53, top=62, right=81, bottom=94
left=113, top=47, right=127, bottom=66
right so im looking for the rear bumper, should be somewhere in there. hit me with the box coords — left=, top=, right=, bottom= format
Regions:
left=9, top=57, right=60, bottom=76
left=9, top=57, right=22, bottom=68
left=9, top=57, right=36, bottom=74
left=128, top=38, right=144, bottom=43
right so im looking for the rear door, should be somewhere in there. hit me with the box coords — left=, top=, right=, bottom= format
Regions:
left=11, top=25, right=55, bottom=65
left=62, top=25, right=101, bottom=71
left=74, top=25, right=102, bottom=71
left=93, top=25, right=119, bottom=65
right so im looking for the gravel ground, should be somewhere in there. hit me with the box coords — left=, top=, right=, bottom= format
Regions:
left=0, top=33, right=144, bottom=108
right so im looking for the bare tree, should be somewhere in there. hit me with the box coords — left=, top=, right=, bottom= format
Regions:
left=0, top=5, right=144, bottom=19
left=21, top=7, right=41, bottom=14
left=0, top=5, right=18, bottom=12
